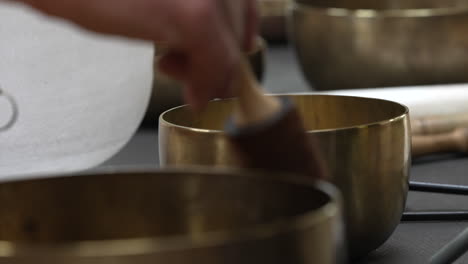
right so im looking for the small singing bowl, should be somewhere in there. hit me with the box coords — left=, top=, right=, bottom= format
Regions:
left=0, top=168, right=344, bottom=264
left=143, top=37, right=267, bottom=125
left=289, top=0, right=468, bottom=90
left=159, top=94, right=411, bottom=259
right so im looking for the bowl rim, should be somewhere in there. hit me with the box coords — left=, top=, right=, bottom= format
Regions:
left=159, top=94, right=410, bottom=135
left=0, top=167, right=340, bottom=258
left=290, top=0, right=468, bottom=18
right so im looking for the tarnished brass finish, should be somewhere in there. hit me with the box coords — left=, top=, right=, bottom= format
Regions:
left=144, top=37, right=266, bottom=124
left=0, top=168, right=343, bottom=264
left=289, top=0, right=468, bottom=90
left=159, top=94, right=411, bottom=258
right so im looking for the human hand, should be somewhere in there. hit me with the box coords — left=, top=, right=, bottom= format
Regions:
left=11, top=0, right=258, bottom=110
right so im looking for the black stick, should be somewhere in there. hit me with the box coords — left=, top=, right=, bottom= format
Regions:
left=410, top=181, right=468, bottom=195
left=431, top=227, right=468, bottom=264
left=402, top=212, right=468, bottom=222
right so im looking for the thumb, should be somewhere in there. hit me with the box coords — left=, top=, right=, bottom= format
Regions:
left=218, top=0, right=246, bottom=49
left=219, top=0, right=258, bottom=52
left=244, top=0, right=259, bottom=51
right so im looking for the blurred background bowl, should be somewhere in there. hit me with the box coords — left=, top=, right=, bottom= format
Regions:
left=143, top=37, right=267, bottom=126
left=289, top=0, right=468, bottom=90
left=259, top=0, right=291, bottom=42
left=0, top=169, right=343, bottom=264
left=159, top=94, right=411, bottom=259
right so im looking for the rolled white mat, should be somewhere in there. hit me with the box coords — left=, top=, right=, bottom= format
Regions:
left=0, top=3, right=153, bottom=179
left=302, top=84, right=468, bottom=119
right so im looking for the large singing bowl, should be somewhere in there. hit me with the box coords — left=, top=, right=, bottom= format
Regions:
left=289, top=0, right=468, bottom=90
left=0, top=169, right=343, bottom=264
left=159, top=94, right=411, bottom=258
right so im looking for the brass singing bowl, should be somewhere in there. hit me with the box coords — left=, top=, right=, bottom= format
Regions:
left=143, top=37, right=266, bottom=124
left=159, top=94, right=411, bottom=258
left=0, top=168, right=343, bottom=263
left=289, top=0, right=468, bottom=90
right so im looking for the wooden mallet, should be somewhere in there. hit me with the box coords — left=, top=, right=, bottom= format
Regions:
left=225, top=57, right=325, bottom=179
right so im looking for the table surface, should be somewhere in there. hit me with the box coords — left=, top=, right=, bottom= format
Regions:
left=103, top=43, right=468, bottom=264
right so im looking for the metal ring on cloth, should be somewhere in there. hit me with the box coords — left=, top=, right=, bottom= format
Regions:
left=0, top=87, right=18, bottom=132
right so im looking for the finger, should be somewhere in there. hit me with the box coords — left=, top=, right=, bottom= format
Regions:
left=182, top=84, right=199, bottom=111
left=155, top=0, right=235, bottom=110
left=186, top=23, right=240, bottom=110
left=158, top=51, right=189, bottom=81
left=218, top=0, right=245, bottom=45
left=244, top=0, right=259, bottom=51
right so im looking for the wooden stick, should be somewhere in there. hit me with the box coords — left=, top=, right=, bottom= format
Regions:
left=231, top=58, right=281, bottom=126
left=412, top=113, right=468, bottom=135
left=412, top=128, right=468, bottom=157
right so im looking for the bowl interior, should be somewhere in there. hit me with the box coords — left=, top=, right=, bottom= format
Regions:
left=0, top=171, right=330, bottom=243
left=295, top=0, right=468, bottom=10
left=162, top=95, right=407, bottom=132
